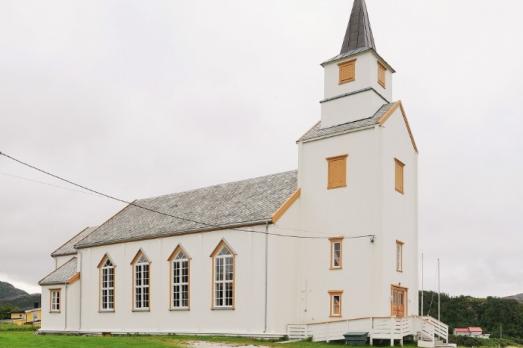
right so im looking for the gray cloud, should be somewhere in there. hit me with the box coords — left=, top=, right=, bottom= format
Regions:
left=1, top=0, right=522, bottom=297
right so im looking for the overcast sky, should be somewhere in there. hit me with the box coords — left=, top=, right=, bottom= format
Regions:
left=1, top=0, right=522, bottom=299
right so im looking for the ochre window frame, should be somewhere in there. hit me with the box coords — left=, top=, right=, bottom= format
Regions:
left=210, top=240, right=236, bottom=310
left=327, top=155, right=348, bottom=190
left=339, top=59, right=356, bottom=84
left=49, top=288, right=61, bottom=313
left=395, top=158, right=405, bottom=194
left=396, top=241, right=404, bottom=272
left=130, top=249, right=151, bottom=312
left=329, top=290, right=343, bottom=318
left=378, top=61, right=387, bottom=88
left=168, top=245, right=191, bottom=311
left=97, top=254, right=116, bottom=312
left=329, top=237, right=344, bottom=270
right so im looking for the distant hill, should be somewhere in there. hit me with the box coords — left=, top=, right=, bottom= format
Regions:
left=505, top=293, right=523, bottom=303
left=0, top=281, right=41, bottom=310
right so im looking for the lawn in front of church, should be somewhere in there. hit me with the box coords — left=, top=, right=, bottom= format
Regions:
left=0, top=330, right=357, bottom=348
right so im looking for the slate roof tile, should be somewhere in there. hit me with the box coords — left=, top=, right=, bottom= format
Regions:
left=75, top=171, right=298, bottom=249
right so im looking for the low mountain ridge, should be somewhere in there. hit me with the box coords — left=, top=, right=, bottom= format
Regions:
left=505, top=293, right=523, bottom=303
left=0, top=281, right=41, bottom=310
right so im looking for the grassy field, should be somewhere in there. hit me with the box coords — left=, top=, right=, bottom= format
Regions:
left=0, top=331, right=354, bottom=348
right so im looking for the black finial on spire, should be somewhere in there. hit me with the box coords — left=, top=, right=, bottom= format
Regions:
left=340, top=0, right=376, bottom=54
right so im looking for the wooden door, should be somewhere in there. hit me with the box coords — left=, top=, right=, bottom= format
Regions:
left=391, top=286, right=408, bottom=317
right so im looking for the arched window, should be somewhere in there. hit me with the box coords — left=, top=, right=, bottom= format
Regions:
left=131, top=250, right=151, bottom=311
left=167, top=245, right=190, bottom=310
left=97, top=254, right=115, bottom=312
left=211, top=240, right=235, bottom=309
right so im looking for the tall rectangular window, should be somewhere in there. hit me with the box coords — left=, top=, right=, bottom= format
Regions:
left=132, top=252, right=150, bottom=310
left=329, top=291, right=343, bottom=317
left=101, top=258, right=115, bottom=311
left=329, top=238, right=343, bottom=270
left=378, top=62, right=387, bottom=88
left=212, top=242, right=234, bottom=309
left=170, top=248, right=190, bottom=310
left=327, top=155, right=348, bottom=189
left=339, top=59, right=356, bottom=84
left=395, top=158, right=405, bottom=194
left=50, top=289, right=61, bottom=313
left=396, top=241, right=404, bottom=272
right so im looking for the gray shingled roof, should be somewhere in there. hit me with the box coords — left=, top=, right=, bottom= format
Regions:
left=298, top=102, right=395, bottom=143
left=51, top=226, right=98, bottom=257
left=39, top=257, right=77, bottom=286
left=341, top=0, right=376, bottom=54
left=321, top=0, right=395, bottom=72
left=76, top=171, right=298, bottom=249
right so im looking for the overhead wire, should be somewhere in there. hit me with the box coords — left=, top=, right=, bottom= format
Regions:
left=0, top=151, right=375, bottom=241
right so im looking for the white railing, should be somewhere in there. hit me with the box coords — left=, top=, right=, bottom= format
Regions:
left=286, top=324, right=310, bottom=340
left=423, top=316, right=448, bottom=343
left=287, top=315, right=448, bottom=345
left=290, top=316, right=411, bottom=343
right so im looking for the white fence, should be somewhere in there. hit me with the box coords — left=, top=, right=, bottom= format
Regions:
left=287, top=315, right=448, bottom=346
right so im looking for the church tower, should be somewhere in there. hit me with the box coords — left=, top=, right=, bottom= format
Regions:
left=320, top=0, right=394, bottom=128
left=293, top=0, right=419, bottom=323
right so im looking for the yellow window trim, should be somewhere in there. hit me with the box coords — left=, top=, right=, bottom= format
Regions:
left=338, top=59, right=356, bottom=84
left=329, top=237, right=344, bottom=270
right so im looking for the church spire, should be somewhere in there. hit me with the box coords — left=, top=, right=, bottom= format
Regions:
left=340, top=0, right=376, bottom=54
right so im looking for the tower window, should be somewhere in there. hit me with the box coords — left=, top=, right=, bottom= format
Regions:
left=378, top=62, right=387, bottom=88
left=339, top=59, right=356, bottom=84
left=327, top=155, right=348, bottom=189
left=329, top=291, right=343, bottom=317
left=395, top=159, right=405, bottom=194
left=396, top=241, right=404, bottom=272
left=329, top=237, right=343, bottom=270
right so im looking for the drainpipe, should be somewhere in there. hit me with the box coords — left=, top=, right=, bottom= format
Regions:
left=64, top=283, right=68, bottom=331
left=263, top=222, right=269, bottom=334
left=79, top=271, right=82, bottom=332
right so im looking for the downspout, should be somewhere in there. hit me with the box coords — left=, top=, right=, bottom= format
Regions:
left=263, top=221, right=269, bottom=334
left=78, top=254, right=82, bottom=332
left=64, top=283, right=68, bottom=331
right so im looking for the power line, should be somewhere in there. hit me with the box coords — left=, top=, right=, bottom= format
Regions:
left=0, top=171, right=97, bottom=196
left=0, top=151, right=375, bottom=241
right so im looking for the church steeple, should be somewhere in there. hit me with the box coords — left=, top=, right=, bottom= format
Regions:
left=319, top=0, right=395, bottom=129
left=341, top=0, right=376, bottom=54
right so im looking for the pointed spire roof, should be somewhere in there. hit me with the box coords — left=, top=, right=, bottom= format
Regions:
left=340, top=0, right=376, bottom=54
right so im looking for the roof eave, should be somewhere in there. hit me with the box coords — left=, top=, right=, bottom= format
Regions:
left=298, top=124, right=376, bottom=144
left=51, top=252, right=78, bottom=258
left=75, top=219, right=273, bottom=250
left=321, top=48, right=396, bottom=73
left=38, top=281, right=66, bottom=286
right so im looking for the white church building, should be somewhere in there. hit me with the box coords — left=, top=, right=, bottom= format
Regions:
left=39, top=1, right=449, bottom=345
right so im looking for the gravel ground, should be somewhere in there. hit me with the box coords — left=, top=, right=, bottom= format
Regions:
left=187, top=342, right=270, bottom=348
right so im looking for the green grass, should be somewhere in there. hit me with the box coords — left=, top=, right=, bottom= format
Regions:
left=0, top=331, right=356, bottom=348
left=0, top=323, right=38, bottom=331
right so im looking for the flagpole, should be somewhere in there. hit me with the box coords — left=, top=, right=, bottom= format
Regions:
left=421, top=253, right=424, bottom=317
left=437, top=258, right=441, bottom=321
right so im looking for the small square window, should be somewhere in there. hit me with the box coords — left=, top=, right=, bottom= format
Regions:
left=329, top=291, right=343, bottom=317
left=378, top=62, right=387, bottom=88
left=327, top=155, right=348, bottom=189
left=395, top=159, right=405, bottom=194
left=339, top=59, right=356, bottom=84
